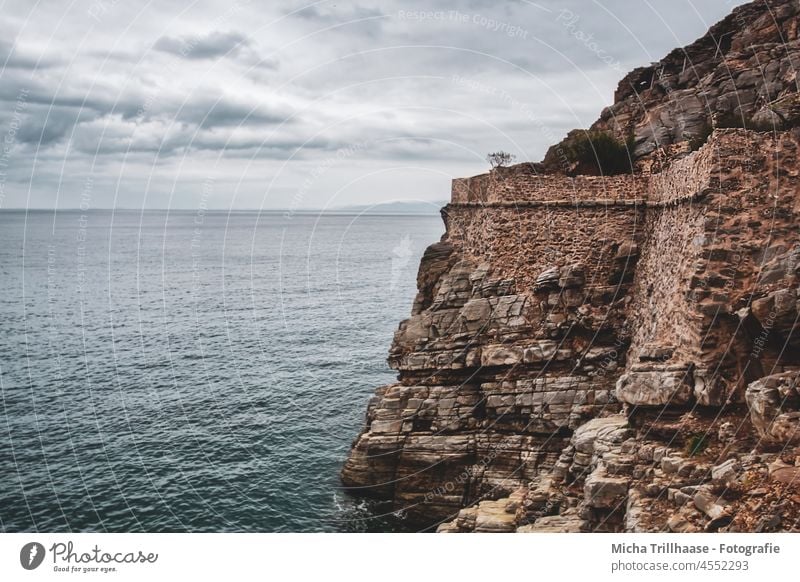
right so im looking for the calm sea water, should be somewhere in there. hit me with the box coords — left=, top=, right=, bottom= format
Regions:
left=0, top=209, right=443, bottom=532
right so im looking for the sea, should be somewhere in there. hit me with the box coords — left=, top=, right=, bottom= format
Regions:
left=0, top=209, right=444, bottom=532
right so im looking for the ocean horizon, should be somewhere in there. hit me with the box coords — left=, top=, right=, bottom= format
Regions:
left=0, top=201, right=447, bottom=215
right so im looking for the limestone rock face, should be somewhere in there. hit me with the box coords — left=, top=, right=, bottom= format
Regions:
left=341, top=237, right=631, bottom=521
left=516, top=514, right=583, bottom=533
left=342, top=0, right=800, bottom=532
left=544, top=0, right=800, bottom=168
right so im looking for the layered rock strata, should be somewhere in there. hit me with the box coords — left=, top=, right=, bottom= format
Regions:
left=342, top=0, right=800, bottom=532
left=544, top=0, right=800, bottom=168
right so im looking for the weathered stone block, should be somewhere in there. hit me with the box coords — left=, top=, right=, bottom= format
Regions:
left=711, top=458, right=739, bottom=486
left=746, top=372, right=800, bottom=445
left=559, top=263, right=586, bottom=288
left=615, top=369, right=693, bottom=406
left=522, top=340, right=558, bottom=363
left=534, top=266, right=560, bottom=290
left=585, top=471, right=629, bottom=508
left=370, top=420, right=404, bottom=434
left=481, top=344, right=524, bottom=366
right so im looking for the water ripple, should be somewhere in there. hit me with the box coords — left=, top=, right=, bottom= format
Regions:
left=0, top=210, right=442, bottom=532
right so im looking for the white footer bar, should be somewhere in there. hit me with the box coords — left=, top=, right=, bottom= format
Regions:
left=0, top=533, right=794, bottom=581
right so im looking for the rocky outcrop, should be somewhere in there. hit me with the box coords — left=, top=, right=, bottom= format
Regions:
left=434, top=408, right=800, bottom=533
left=746, top=372, right=800, bottom=444
left=544, top=0, right=800, bottom=170
left=342, top=0, right=800, bottom=533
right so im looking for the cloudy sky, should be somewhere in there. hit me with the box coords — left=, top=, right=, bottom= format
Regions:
left=0, top=0, right=748, bottom=209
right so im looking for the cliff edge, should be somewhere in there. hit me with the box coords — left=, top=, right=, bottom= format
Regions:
left=342, top=0, right=800, bottom=533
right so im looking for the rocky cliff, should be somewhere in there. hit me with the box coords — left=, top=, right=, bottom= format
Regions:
left=544, top=0, right=800, bottom=170
left=342, top=0, right=800, bottom=533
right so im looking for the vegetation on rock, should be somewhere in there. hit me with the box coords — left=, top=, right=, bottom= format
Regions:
left=559, top=131, right=635, bottom=176
left=486, top=151, right=516, bottom=168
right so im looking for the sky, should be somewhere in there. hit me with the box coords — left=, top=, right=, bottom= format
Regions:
left=0, top=0, right=750, bottom=210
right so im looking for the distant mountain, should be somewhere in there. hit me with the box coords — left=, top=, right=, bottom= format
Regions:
left=331, top=200, right=447, bottom=215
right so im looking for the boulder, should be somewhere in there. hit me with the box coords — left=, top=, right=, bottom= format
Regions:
left=572, top=416, right=631, bottom=455
left=534, top=266, right=560, bottom=290
left=585, top=471, right=629, bottom=509
left=745, top=372, right=800, bottom=444
left=517, top=514, right=584, bottom=533
left=693, top=487, right=732, bottom=531
left=558, top=263, right=586, bottom=288
left=711, top=459, right=739, bottom=487
left=616, top=369, right=694, bottom=406
left=768, top=459, right=800, bottom=485
left=661, top=456, right=685, bottom=475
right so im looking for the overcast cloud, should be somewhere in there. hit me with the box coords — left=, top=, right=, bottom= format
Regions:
left=0, top=0, right=749, bottom=209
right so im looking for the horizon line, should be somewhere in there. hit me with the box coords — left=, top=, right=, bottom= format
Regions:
left=0, top=207, right=445, bottom=214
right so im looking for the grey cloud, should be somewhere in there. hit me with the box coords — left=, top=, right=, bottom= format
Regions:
left=0, top=39, right=62, bottom=70
left=155, top=30, right=255, bottom=60
left=192, top=135, right=334, bottom=156
left=0, top=64, right=291, bottom=150
left=289, top=3, right=389, bottom=40
left=293, top=4, right=385, bottom=23
left=75, top=124, right=335, bottom=158
left=153, top=29, right=278, bottom=70
left=175, top=96, right=292, bottom=129
left=0, top=71, right=127, bottom=120
left=15, top=105, right=100, bottom=146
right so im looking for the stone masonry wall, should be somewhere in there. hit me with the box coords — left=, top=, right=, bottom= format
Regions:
left=452, top=169, right=648, bottom=205
left=646, top=139, right=717, bottom=205
left=620, top=129, right=800, bottom=408
left=443, top=204, right=646, bottom=292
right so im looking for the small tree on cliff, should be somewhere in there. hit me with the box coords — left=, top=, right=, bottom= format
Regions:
left=486, top=151, right=516, bottom=168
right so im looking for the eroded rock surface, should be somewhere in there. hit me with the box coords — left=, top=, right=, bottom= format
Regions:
left=544, top=0, right=800, bottom=168
left=746, top=372, right=800, bottom=444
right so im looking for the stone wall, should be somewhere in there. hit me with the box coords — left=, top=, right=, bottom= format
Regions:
left=645, top=138, right=717, bottom=205
left=621, top=129, right=800, bottom=407
left=443, top=204, right=645, bottom=291
left=452, top=168, right=648, bottom=205
left=618, top=138, right=720, bottom=407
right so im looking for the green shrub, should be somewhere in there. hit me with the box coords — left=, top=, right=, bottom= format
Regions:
left=685, top=433, right=709, bottom=457
left=486, top=151, right=516, bottom=168
left=714, top=111, right=748, bottom=129
left=714, top=112, right=777, bottom=132
left=562, top=131, right=634, bottom=175
left=689, top=122, right=713, bottom=151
